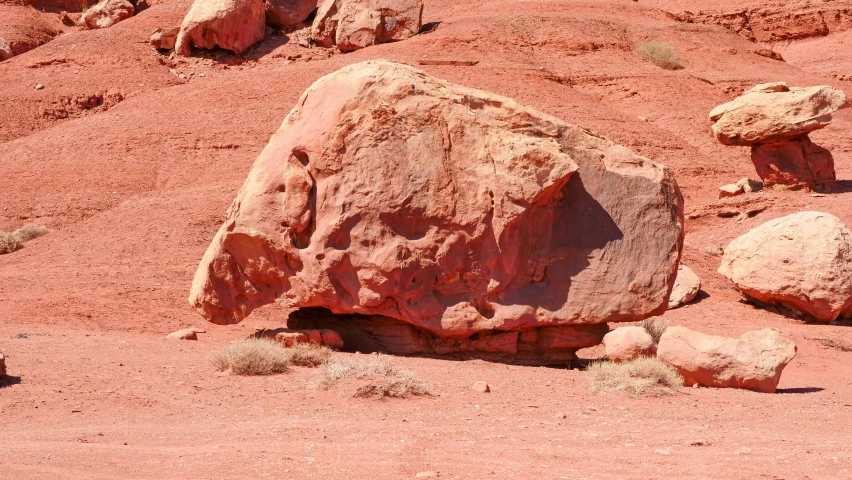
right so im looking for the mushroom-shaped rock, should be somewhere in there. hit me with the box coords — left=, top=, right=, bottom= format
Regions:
left=188, top=60, right=684, bottom=361
left=264, top=0, right=318, bottom=26
left=709, top=82, right=847, bottom=146
left=668, top=264, right=700, bottom=309
left=657, top=326, right=796, bottom=393
left=718, top=211, right=852, bottom=322
left=603, top=326, right=656, bottom=362
left=150, top=27, right=180, bottom=50
left=175, top=0, right=266, bottom=55
left=312, top=0, right=422, bottom=51
left=79, top=0, right=134, bottom=29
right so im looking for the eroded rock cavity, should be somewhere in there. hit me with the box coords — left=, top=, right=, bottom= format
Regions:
left=188, top=60, right=684, bottom=361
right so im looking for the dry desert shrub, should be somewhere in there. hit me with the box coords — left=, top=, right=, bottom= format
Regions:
left=320, top=354, right=432, bottom=398
left=12, top=224, right=50, bottom=243
left=588, top=357, right=683, bottom=396
left=285, top=342, right=333, bottom=367
left=211, top=338, right=290, bottom=375
left=0, top=232, right=20, bottom=255
left=637, top=317, right=668, bottom=344
left=637, top=41, right=683, bottom=70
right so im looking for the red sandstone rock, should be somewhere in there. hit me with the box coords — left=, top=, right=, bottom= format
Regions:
left=718, top=211, right=852, bottom=322
left=750, top=135, right=836, bottom=190
left=657, top=326, right=797, bottom=393
left=175, top=0, right=266, bottom=55
left=79, top=0, right=134, bottom=30
left=150, top=26, right=180, bottom=50
left=0, top=351, right=6, bottom=377
left=259, top=327, right=344, bottom=349
left=668, top=264, right=700, bottom=309
left=603, top=326, right=656, bottom=362
left=264, top=0, right=317, bottom=27
left=312, top=0, right=422, bottom=51
left=188, top=60, right=684, bottom=358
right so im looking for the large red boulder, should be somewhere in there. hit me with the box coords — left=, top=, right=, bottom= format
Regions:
left=311, top=0, right=422, bottom=51
left=175, top=0, right=266, bottom=55
left=188, top=60, right=684, bottom=361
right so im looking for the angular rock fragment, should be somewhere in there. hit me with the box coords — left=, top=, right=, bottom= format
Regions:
left=718, top=183, right=743, bottom=198
left=668, top=264, right=699, bottom=309
left=79, top=0, right=134, bottom=30
left=312, top=0, right=422, bottom=51
left=0, top=36, right=12, bottom=62
left=175, top=0, right=266, bottom=55
left=150, top=26, right=180, bottom=50
left=657, top=326, right=796, bottom=393
left=188, top=60, right=684, bottom=362
left=718, top=211, right=852, bottom=322
left=751, top=135, right=836, bottom=190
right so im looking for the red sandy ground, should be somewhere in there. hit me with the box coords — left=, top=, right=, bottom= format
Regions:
left=1, top=0, right=852, bottom=478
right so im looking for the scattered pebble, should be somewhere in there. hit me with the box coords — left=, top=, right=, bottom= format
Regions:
left=471, top=381, right=490, bottom=393
left=35, top=83, right=44, bottom=90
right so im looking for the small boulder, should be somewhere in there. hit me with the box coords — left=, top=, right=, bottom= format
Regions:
left=718, top=211, right=852, bottom=322
left=751, top=135, right=836, bottom=190
left=657, top=326, right=796, bottom=393
left=0, top=351, right=6, bottom=377
left=175, top=0, right=266, bottom=55
left=150, top=27, right=180, bottom=50
left=79, top=0, right=135, bottom=29
left=603, top=326, right=656, bottom=362
left=736, top=177, right=763, bottom=193
left=264, top=0, right=318, bottom=27
left=718, top=183, right=743, bottom=198
left=312, top=0, right=423, bottom=51
left=0, top=36, right=12, bottom=62
left=167, top=327, right=206, bottom=340
left=471, top=381, right=490, bottom=393
left=709, top=83, right=848, bottom=146
left=668, top=264, right=700, bottom=309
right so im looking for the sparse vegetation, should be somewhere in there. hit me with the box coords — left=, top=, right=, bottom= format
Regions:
left=285, top=342, right=333, bottom=367
left=637, top=317, right=668, bottom=344
left=0, top=232, right=20, bottom=255
left=320, top=354, right=432, bottom=398
left=637, top=41, right=683, bottom=70
left=211, top=338, right=291, bottom=375
left=12, top=224, right=50, bottom=243
left=588, top=357, right=683, bottom=396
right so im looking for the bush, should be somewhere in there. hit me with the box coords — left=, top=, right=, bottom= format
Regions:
left=637, top=41, right=683, bottom=70
left=637, top=317, right=668, bottom=344
left=320, top=355, right=432, bottom=398
left=0, top=232, right=20, bottom=255
left=588, top=357, right=683, bottom=396
left=13, top=224, right=50, bottom=243
left=211, top=338, right=291, bottom=375
left=285, top=342, right=332, bottom=367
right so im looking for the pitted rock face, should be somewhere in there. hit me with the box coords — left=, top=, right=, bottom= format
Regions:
left=189, top=60, right=684, bottom=340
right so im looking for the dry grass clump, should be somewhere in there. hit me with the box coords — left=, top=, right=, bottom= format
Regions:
left=588, top=357, right=683, bottom=396
left=320, top=355, right=432, bottom=398
left=637, top=317, right=668, bottom=344
left=0, top=232, right=20, bottom=255
left=211, top=338, right=291, bottom=375
left=12, top=224, right=50, bottom=243
left=285, top=342, right=333, bottom=367
left=637, top=41, right=683, bottom=70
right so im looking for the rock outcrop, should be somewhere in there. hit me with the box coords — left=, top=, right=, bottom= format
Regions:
left=188, top=60, right=684, bottom=362
left=668, top=264, right=700, bottom=309
left=150, top=26, right=180, bottom=50
left=0, top=37, right=12, bottom=61
left=175, top=0, right=266, bottom=55
left=603, top=326, right=656, bottom=363
left=709, top=82, right=847, bottom=190
left=311, top=0, right=423, bottom=51
left=718, top=211, right=852, bottom=322
left=264, top=0, right=318, bottom=27
left=657, top=326, right=797, bottom=393
left=79, top=0, right=134, bottom=29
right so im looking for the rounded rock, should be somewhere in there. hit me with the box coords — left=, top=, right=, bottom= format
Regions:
left=603, top=326, right=656, bottom=362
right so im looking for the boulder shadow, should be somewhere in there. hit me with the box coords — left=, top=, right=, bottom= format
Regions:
left=775, top=387, right=824, bottom=394
left=0, top=375, right=21, bottom=388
